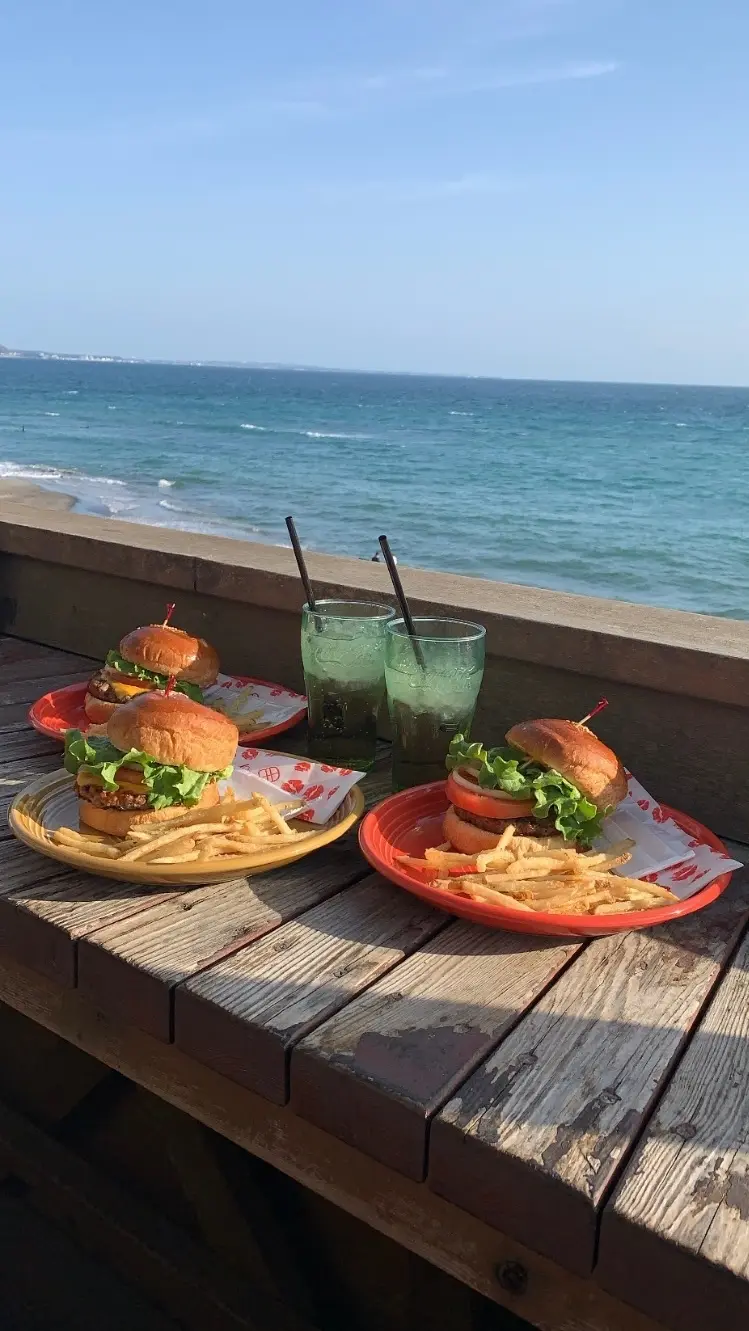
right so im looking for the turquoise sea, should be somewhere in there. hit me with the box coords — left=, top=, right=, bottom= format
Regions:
left=0, top=357, right=747, bottom=618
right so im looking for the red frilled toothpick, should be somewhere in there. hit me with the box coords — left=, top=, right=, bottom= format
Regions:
left=164, top=674, right=177, bottom=697
left=579, top=698, right=608, bottom=726
left=162, top=603, right=176, bottom=627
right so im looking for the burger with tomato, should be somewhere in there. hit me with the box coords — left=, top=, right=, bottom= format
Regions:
left=444, top=719, right=628, bottom=853
left=84, top=623, right=220, bottom=724
left=65, top=690, right=238, bottom=837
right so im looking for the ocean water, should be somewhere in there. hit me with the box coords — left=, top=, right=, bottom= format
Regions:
left=0, top=357, right=747, bottom=619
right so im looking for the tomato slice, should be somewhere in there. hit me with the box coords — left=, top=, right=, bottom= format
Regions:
left=446, top=769, right=535, bottom=820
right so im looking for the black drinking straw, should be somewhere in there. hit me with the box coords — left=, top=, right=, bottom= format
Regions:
left=378, top=535, right=425, bottom=668
left=285, top=516, right=316, bottom=609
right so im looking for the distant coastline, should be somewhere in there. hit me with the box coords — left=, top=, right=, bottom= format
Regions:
left=0, top=342, right=332, bottom=374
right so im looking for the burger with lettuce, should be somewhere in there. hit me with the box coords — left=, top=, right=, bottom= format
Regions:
left=444, top=718, right=627, bottom=853
left=65, top=691, right=238, bottom=837
left=84, top=623, right=220, bottom=724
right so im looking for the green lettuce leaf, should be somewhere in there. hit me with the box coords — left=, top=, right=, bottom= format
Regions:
left=64, top=730, right=232, bottom=811
left=446, top=735, right=606, bottom=848
left=105, top=650, right=203, bottom=704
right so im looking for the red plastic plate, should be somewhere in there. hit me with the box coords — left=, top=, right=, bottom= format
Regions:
left=28, top=675, right=307, bottom=746
left=359, top=781, right=734, bottom=937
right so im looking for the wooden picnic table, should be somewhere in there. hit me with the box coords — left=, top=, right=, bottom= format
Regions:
left=0, top=634, right=747, bottom=1331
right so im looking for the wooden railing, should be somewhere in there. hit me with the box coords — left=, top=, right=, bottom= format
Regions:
left=0, top=503, right=747, bottom=840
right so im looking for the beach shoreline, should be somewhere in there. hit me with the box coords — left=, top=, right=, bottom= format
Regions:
left=0, top=477, right=76, bottom=512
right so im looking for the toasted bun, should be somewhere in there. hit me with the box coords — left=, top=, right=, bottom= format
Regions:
left=119, top=624, right=220, bottom=687
left=84, top=692, right=117, bottom=724
left=443, top=805, right=506, bottom=856
left=79, top=781, right=220, bottom=838
left=107, top=692, right=239, bottom=772
left=506, top=718, right=628, bottom=809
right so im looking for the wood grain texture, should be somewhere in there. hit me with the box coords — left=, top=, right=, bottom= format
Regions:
left=0, top=669, right=89, bottom=706
left=597, top=928, right=749, bottom=1331
left=0, top=855, right=174, bottom=987
left=0, top=952, right=668, bottom=1331
left=175, top=875, right=445, bottom=1103
left=429, top=880, right=749, bottom=1276
left=0, top=751, right=63, bottom=836
left=0, top=647, right=95, bottom=683
left=78, top=842, right=370, bottom=1041
left=292, top=923, right=581, bottom=1179
left=0, top=724, right=66, bottom=763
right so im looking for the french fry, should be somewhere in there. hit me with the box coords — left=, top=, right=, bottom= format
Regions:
left=254, top=794, right=295, bottom=837
left=424, top=848, right=478, bottom=867
left=52, top=831, right=122, bottom=859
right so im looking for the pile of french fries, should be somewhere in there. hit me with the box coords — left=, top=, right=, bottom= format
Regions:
left=397, top=824, right=679, bottom=915
left=51, top=792, right=314, bottom=866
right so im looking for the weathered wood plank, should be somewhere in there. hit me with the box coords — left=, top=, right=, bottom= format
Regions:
left=0, top=725, right=66, bottom=763
left=0, top=951, right=668, bottom=1331
left=176, top=876, right=445, bottom=1104
left=1, top=868, right=174, bottom=987
left=0, top=751, right=64, bottom=837
left=0, top=634, right=93, bottom=666
left=292, top=923, right=581, bottom=1179
left=0, top=669, right=89, bottom=707
left=0, top=647, right=95, bottom=683
left=78, top=844, right=371, bottom=1041
left=597, top=928, right=749, bottom=1331
left=429, top=879, right=749, bottom=1276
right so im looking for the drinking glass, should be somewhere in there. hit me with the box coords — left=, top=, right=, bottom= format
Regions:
left=385, top=618, right=486, bottom=790
left=301, top=600, right=395, bottom=770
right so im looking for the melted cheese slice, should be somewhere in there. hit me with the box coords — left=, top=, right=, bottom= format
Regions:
left=78, top=769, right=149, bottom=794
left=109, top=680, right=150, bottom=701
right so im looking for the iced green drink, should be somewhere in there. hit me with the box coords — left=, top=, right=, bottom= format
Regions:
left=301, top=600, right=395, bottom=770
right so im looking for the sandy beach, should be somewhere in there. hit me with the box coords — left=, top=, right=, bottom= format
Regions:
left=0, top=478, right=75, bottom=512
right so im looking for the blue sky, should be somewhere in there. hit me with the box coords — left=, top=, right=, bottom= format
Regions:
left=2, top=1, right=749, bottom=383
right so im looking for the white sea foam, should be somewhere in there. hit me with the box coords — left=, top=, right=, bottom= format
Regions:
left=63, top=390, right=79, bottom=395
left=44, top=411, right=60, bottom=417
left=158, top=478, right=175, bottom=488
left=449, top=410, right=473, bottom=416
left=0, top=461, right=64, bottom=481
left=240, top=422, right=267, bottom=431
left=0, top=460, right=125, bottom=487
left=303, top=430, right=369, bottom=440
left=158, top=499, right=183, bottom=512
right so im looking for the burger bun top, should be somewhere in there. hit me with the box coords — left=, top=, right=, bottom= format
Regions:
left=119, top=624, right=219, bottom=687
left=506, top=718, right=628, bottom=810
left=107, top=692, right=238, bottom=772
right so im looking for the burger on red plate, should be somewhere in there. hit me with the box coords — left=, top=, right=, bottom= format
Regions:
left=84, top=623, right=220, bottom=724
left=64, top=691, right=238, bottom=837
left=444, top=719, right=628, bottom=853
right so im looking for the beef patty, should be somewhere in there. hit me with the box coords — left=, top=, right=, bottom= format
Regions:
left=86, top=671, right=119, bottom=702
left=76, top=783, right=150, bottom=811
left=453, top=806, right=550, bottom=838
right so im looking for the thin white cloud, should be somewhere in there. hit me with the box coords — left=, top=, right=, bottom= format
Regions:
left=312, top=172, right=526, bottom=202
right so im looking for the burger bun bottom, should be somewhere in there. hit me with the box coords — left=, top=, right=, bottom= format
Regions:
left=78, top=781, right=220, bottom=839
left=83, top=692, right=118, bottom=724
left=443, top=804, right=516, bottom=856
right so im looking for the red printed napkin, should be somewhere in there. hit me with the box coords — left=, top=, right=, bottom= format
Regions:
left=226, top=747, right=365, bottom=825
left=598, top=773, right=742, bottom=900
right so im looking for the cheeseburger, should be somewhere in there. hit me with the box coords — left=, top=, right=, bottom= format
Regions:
left=444, top=719, right=627, bottom=853
left=65, top=691, right=238, bottom=837
left=84, top=623, right=220, bottom=723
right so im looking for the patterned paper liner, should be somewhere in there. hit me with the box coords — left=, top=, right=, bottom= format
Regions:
left=599, top=772, right=742, bottom=899
left=204, top=674, right=306, bottom=739
left=226, top=746, right=366, bottom=825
